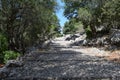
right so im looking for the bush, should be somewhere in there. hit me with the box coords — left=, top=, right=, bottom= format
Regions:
left=0, top=34, right=8, bottom=63
left=85, top=26, right=92, bottom=39
left=3, top=51, right=20, bottom=63
left=0, top=33, right=8, bottom=52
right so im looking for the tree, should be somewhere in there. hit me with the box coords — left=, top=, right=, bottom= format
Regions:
left=102, top=0, right=120, bottom=29
left=63, top=0, right=109, bottom=37
left=0, top=0, right=60, bottom=53
left=63, top=18, right=83, bottom=34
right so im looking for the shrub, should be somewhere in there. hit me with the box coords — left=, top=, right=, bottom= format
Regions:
left=85, top=26, right=92, bottom=39
left=0, top=33, right=8, bottom=52
left=0, top=33, right=8, bottom=63
left=3, top=51, right=20, bottom=63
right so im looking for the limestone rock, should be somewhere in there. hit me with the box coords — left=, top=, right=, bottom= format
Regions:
left=109, top=29, right=120, bottom=46
left=42, top=40, right=52, bottom=48
left=5, top=60, right=23, bottom=68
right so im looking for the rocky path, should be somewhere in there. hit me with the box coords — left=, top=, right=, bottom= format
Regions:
left=1, top=37, right=120, bottom=80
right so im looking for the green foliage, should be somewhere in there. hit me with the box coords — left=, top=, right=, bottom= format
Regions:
left=0, top=0, right=60, bottom=53
left=63, top=19, right=83, bottom=34
left=0, top=34, right=8, bottom=52
left=85, top=26, right=92, bottom=39
left=63, top=21, right=75, bottom=34
left=102, top=0, right=120, bottom=29
left=3, top=51, right=20, bottom=63
left=78, top=8, right=92, bottom=22
left=0, top=0, right=61, bottom=64
left=63, top=0, right=120, bottom=36
left=0, top=34, right=8, bottom=63
left=63, top=0, right=101, bottom=34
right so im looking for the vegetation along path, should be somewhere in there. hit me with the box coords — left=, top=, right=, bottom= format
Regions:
left=1, top=37, right=120, bottom=80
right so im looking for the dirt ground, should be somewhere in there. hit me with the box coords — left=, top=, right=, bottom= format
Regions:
left=78, top=48, right=120, bottom=63
left=105, top=50, right=120, bottom=63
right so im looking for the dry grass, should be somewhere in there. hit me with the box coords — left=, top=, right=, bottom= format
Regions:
left=105, top=50, right=120, bottom=63
left=81, top=48, right=120, bottom=63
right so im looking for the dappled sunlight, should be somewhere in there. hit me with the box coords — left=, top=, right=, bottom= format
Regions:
left=0, top=0, right=120, bottom=79
left=2, top=35, right=120, bottom=79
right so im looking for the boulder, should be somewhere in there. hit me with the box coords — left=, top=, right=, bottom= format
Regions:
left=65, top=34, right=80, bottom=41
left=42, top=40, right=52, bottom=48
left=71, top=34, right=80, bottom=40
left=70, top=40, right=84, bottom=46
left=82, top=36, right=108, bottom=47
left=64, top=34, right=71, bottom=41
left=65, top=36, right=71, bottom=41
left=65, top=32, right=86, bottom=41
left=109, top=29, right=120, bottom=46
left=82, top=40, right=87, bottom=46
left=69, top=33, right=87, bottom=46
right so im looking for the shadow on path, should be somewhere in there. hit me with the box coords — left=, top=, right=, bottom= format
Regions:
left=6, top=49, right=120, bottom=80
